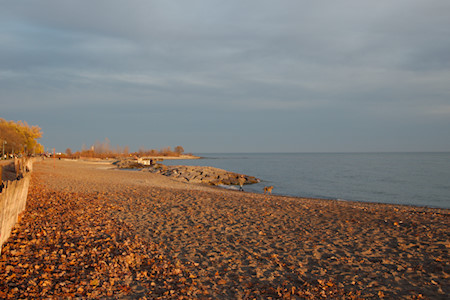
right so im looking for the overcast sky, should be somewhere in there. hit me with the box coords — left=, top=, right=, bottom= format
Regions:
left=1, top=0, right=450, bottom=153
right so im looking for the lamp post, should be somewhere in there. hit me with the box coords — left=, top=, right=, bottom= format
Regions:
left=2, top=140, right=6, bottom=159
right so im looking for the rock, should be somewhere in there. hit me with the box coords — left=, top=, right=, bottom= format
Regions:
left=113, top=159, right=145, bottom=169
left=114, top=159, right=260, bottom=186
left=208, top=179, right=223, bottom=186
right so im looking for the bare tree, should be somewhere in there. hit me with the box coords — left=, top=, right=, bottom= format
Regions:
left=174, top=145, right=184, bottom=155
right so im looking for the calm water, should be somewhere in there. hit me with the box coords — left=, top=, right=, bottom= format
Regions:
left=163, top=153, right=450, bottom=209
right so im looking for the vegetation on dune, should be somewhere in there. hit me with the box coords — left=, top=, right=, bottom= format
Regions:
left=0, top=118, right=44, bottom=156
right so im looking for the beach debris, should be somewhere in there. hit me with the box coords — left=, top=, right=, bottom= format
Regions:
left=0, top=184, right=206, bottom=299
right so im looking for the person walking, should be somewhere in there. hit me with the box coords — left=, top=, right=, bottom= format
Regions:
left=238, top=175, right=246, bottom=191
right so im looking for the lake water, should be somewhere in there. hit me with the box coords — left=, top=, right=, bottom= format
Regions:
left=162, top=153, right=450, bottom=209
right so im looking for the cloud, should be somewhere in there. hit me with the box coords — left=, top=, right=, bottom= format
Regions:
left=1, top=0, right=449, bottom=152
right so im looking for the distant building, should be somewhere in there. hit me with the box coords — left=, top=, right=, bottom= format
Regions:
left=137, top=157, right=160, bottom=165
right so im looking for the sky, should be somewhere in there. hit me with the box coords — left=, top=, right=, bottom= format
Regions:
left=1, top=0, right=450, bottom=153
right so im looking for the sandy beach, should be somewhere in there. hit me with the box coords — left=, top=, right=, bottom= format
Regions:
left=1, top=159, right=449, bottom=299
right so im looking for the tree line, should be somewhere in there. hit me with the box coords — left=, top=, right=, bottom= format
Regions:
left=0, top=119, right=188, bottom=159
left=0, top=118, right=44, bottom=157
left=65, top=138, right=187, bottom=159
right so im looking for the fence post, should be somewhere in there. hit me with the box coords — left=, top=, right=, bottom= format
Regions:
left=0, top=158, right=34, bottom=255
left=14, top=158, right=19, bottom=178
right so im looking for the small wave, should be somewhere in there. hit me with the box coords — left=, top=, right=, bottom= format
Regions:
left=217, top=184, right=239, bottom=190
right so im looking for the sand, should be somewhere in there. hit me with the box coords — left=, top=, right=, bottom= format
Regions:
left=1, top=159, right=449, bottom=299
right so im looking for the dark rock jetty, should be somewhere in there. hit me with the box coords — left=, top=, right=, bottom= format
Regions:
left=114, top=159, right=260, bottom=186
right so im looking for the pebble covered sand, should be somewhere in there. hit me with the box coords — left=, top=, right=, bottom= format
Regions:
left=1, top=159, right=449, bottom=299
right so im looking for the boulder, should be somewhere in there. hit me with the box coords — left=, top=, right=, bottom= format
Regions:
left=114, top=159, right=260, bottom=186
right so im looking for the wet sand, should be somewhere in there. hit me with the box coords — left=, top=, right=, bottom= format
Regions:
left=1, top=159, right=449, bottom=299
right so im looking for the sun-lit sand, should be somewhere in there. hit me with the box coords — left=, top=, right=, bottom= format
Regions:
left=1, top=159, right=448, bottom=298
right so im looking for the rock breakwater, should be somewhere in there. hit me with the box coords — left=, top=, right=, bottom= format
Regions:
left=114, top=159, right=260, bottom=186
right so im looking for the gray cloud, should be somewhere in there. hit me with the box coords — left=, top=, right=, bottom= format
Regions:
left=1, top=0, right=449, bottom=152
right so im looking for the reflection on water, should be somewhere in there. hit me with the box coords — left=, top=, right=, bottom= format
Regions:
left=163, top=153, right=450, bottom=208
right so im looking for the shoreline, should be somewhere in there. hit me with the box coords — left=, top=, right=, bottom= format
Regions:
left=1, top=159, right=448, bottom=298
left=72, top=154, right=201, bottom=162
left=161, top=152, right=450, bottom=210
left=104, top=158, right=449, bottom=210
left=141, top=154, right=201, bottom=160
left=217, top=182, right=450, bottom=211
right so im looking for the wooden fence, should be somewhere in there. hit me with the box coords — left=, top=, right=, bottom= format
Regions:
left=0, top=158, right=33, bottom=254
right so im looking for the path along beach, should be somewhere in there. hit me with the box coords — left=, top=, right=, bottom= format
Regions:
left=1, top=159, right=449, bottom=299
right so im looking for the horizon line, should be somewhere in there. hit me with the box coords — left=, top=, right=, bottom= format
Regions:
left=192, top=151, right=450, bottom=154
